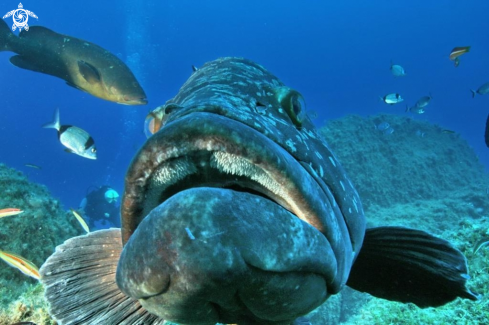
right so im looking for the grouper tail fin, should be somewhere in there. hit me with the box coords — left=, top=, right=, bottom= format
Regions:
left=0, top=19, right=15, bottom=52
left=346, top=226, right=479, bottom=307
left=39, top=228, right=166, bottom=325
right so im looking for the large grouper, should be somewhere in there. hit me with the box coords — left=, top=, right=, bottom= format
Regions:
left=39, top=57, right=478, bottom=325
left=0, top=19, right=147, bottom=105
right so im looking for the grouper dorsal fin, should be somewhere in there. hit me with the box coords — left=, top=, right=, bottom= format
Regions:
left=19, top=26, right=59, bottom=39
left=77, top=60, right=101, bottom=84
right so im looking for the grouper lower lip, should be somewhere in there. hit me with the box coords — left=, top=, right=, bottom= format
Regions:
left=122, top=111, right=352, bottom=290
left=117, top=187, right=336, bottom=324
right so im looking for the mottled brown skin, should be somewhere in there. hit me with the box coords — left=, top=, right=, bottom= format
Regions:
left=0, top=19, right=147, bottom=105
left=118, top=57, right=365, bottom=324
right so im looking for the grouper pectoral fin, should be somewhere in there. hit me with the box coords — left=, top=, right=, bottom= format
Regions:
left=9, top=55, right=44, bottom=73
left=346, top=226, right=479, bottom=307
left=77, top=60, right=101, bottom=84
left=39, top=229, right=166, bottom=325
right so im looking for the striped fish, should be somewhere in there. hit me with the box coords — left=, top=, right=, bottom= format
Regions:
left=43, top=108, right=97, bottom=160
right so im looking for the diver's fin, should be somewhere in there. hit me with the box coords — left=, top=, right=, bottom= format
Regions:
left=78, top=60, right=101, bottom=84
left=346, top=226, right=479, bottom=307
left=0, top=19, right=14, bottom=52
left=9, top=55, right=44, bottom=73
left=39, top=229, right=166, bottom=325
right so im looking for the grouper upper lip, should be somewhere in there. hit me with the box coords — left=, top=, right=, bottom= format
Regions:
left=121, top=111, right=351, bottom=287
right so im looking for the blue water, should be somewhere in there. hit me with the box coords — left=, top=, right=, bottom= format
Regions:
left=1, top=0, right=489, bottom=210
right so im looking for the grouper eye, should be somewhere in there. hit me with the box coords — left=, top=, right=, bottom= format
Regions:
left=273, top=86, right=306, bottom=127
left=291, top=93, right=306, bottom=121
left=285, top=90, right=306, bottom=127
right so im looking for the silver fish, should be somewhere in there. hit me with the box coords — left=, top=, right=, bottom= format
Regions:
left=414, top=94, right=432, bottom=108
left=43, top=108, right=97, bottom=160
left=40, top=57, right=478, bottom=325
left=471, top=82, right=489, bottom=98
left=390, top=62, right=406, bottom=77
left=376, top=122, right=390, bottom=131
left=406, top=105, right=425, bottom=114
left=381, top=93, right=404, bottom=105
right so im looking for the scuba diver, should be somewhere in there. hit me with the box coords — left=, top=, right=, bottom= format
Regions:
left=79, top=185, right=121, bottom=229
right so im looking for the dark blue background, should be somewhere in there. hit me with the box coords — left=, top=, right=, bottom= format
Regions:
left=1, top=0, right=488, bottom=209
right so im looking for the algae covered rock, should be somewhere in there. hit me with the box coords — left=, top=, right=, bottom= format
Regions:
left=320, top=114, right=489, bottom=324
left=0, top=163, right=84, bottom=310
left=321, top=114, right=489, bottom=211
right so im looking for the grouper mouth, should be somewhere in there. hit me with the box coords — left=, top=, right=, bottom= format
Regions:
left=122, top=111, right=338, bottom=244
left=118, top=110, right=348, bottom=324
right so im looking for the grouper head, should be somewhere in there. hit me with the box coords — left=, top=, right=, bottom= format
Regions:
left=117, top=57, right=366, bottom=324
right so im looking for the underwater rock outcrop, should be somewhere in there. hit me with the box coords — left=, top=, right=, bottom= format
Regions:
left=321, top=114, right=489, bottom=210
left=0, top=163, right=83, bottom=324
left=313, top=114, right=489, bottom=324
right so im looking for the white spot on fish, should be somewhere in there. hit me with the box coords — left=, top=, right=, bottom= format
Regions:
left=315, top=151, right=323, bottom=160
left=256, top=92, right=262, bottom=97
left=319, top=165, right=324, bottom=177
left=353, top=200, right=358, bottom=213
left=340, top=180, right=345, bottom=191
left=348, top=207, right=352, bottom=214
left=329, top=156, right=336, bottom=167
left=285, top=139, right=297, bottom=152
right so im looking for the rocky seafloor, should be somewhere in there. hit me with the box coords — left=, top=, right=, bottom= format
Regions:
left=0, top=164, right=85, bottom=324
left=0, top=113, right=488, bottom=324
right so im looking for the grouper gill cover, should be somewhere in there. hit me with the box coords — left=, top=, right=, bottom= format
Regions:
left=39, top=57, right=477, bottom=325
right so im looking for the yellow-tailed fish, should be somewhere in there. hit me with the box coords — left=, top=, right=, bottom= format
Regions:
left=0, top=250, right=40, bottom=280
left=0, top=208, right=23, bottom=218
left=70, top=208, right=90, bottom=233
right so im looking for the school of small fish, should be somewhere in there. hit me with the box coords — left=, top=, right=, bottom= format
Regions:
left=386, top=47, right=489, bottom=146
